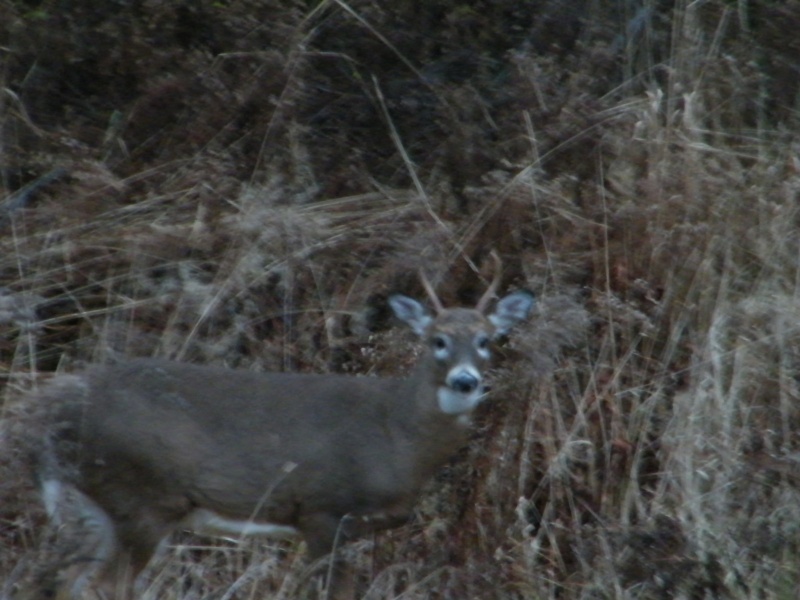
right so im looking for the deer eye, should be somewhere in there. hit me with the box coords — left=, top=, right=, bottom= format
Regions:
left=476, top=335, right=490, bottom=350
left=433, top=335, right=448, bottom=351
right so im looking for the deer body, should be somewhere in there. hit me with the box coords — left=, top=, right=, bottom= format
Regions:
left=44, top=361, right=463, bottom=555
left=15, top=267, right=534, bottom=598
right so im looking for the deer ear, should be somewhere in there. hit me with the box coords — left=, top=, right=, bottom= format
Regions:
left=389, top=294, right=433, bottom=336
left=488, top=290, right=535, bottom=337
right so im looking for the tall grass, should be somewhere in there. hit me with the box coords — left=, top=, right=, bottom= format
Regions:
left=2, top=0, right=800, bottom=597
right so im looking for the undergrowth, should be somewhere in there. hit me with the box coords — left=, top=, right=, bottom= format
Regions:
left=2, top=0, right=800, bottom=598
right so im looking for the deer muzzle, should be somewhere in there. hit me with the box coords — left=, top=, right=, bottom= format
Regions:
left=447, top=367, right=481, bottom=394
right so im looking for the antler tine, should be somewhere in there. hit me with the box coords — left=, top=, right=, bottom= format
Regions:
left=475, top=250, right=503, bottom=313
left=418, top=268, right=445, bottom=314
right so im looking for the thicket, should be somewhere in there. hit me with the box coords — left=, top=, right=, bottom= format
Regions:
left=2, top=1, right=800, bottom=597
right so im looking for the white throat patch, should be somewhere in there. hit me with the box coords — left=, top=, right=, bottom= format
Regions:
left=437, top=385, right=485, bottom=415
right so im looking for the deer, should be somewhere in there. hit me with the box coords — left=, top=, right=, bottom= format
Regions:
left=8, top=256, right=535, bottom=599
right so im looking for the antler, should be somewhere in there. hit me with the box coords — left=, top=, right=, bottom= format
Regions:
left=475, top=251, right=502, bottom=313
left=419, top=268, right=445, bottom=314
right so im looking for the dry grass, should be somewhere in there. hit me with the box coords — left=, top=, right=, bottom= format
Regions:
left=2, top=0, right=800, bottom=598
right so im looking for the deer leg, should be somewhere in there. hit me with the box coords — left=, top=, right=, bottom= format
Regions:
left=92, top=545, right=151, bottom=600
left=298, top=513, right=359, bottom=600
left=93, top=516, right=172, bottom=599
left=18, top=482, right=121, bottom=600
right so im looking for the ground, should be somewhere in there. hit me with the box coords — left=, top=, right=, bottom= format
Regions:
left=2, top=1, right=800, bottom=598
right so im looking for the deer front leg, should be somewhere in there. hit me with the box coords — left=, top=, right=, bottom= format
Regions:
left=298, top=513, right=360, bottom=600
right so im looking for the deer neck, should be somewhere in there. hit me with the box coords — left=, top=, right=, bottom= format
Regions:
left=399, top=357, right=478, bottom=432
left=383, top=362, right=471, bottom=488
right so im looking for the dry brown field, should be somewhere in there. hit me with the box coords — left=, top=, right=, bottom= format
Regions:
left=2, top=1, right=800, bottom=598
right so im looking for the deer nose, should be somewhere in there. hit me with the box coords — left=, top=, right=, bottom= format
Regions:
left=449, top=371, right=480, bottom=393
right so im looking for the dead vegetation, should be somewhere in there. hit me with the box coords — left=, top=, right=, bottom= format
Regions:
left=2, top=0, right=800, bottom=598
